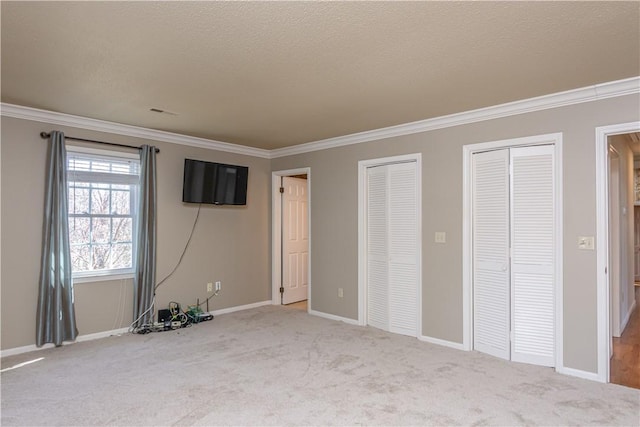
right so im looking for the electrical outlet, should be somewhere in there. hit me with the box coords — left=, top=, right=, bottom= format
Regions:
left=338, top=288, right=344, bottom=298
left=215, top=281, right=221, bottom=291
left=207, top=282, right=213, bottom=293
left=435, top=232, right=446, bottom=243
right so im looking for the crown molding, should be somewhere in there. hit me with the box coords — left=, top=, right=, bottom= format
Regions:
left=3, top=76, right=638, bottom=160
left=0, top=103, right=271, bottom=159
left=270, top=76, right=640, bottom=158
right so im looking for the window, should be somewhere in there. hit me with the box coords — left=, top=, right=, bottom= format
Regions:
left=67, top=147, right=140, bottom=280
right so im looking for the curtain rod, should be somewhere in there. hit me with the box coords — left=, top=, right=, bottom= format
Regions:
left=39, top=132, right=160, bottom=153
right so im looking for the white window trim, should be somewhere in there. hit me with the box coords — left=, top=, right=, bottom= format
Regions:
left=73, top=272, right=135, bottom=284
left=66, top=144, right=139, bottom=159
left=66, top=145, right=140, bottom=280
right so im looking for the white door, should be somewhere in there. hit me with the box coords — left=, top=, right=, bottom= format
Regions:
left=472, top=146, right=556, bottom=367
left=472, top=149, right=511, bottom=360
left=510, top=146, right=555, bottom=367
left=282, top=176, right=309, bottom=304
left=366, top=165, right=389, bottom=331
left=366, top=162, right=419, bottom=337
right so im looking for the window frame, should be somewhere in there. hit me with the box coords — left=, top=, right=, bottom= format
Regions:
left=66, top=145, right=140, bottom=282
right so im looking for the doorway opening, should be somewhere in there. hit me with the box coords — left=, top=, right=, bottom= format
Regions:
left=272, top=168, right=311, bottom=310
left=596, top=121, right=640, bottom=384
left=602, top=130, right=640, bottom=388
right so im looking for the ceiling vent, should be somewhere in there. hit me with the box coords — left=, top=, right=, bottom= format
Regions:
left=149, top=108, right=178, bottom=116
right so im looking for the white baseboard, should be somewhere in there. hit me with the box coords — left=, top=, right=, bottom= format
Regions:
left=309, top=309, right=360, bottom=326
left=76, top=327, right=129, bottom=343
left=0, top=327, right=129, bottom=358
left=1, top=344, right=50, bottom=358
left=419, top=335, right=465, bottom=351
left=620, top=299, right=637, bottom=334
left=556, top=365, right=602, bottom=382
left=1, top=301, right=273, bottom=358
left=209, top=300, right=272, bottom=316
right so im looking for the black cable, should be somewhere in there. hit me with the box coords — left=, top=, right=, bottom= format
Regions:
left=196, top=291, right=218, bottom=308
left=154, top=204, right=202, bottom=291
left=130, top=204, right=202, bottom=334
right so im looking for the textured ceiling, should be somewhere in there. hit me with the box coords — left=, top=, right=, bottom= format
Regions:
left=2, top=1, right=639, bottom=150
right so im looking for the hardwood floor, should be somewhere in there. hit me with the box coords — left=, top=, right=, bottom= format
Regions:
left=286, top=300, right=307, bottom=311
left=610, top=286, right=640, bottom=389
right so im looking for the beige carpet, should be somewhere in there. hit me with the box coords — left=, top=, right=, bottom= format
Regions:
left=1, top=304, right=639, bottom=426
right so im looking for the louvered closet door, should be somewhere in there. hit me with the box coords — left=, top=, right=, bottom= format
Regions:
left=510, top=146, right=555, bottom=367
left=388, top=162, right=418, bottom=336
left=472, top=150, right=511, bottom=360
left=367, top=166, right=389, bottom=331
left=366, top=162, right=418, bottom=337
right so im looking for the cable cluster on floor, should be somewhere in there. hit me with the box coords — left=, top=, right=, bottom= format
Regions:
left=134, top=301, right=214, bottom=334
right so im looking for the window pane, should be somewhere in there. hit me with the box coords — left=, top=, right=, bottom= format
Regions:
left=68, top=154, right=140, bottom=175
left=112, top=190, right=131, bottom=215
left=111, top=162, right=134, bottom=174
left=112, top=217, right=132, bottom=242
left=70, top=244, right=90, bottom=271
left=91, top=188, right=111, bottom=214
left=91, top=161, right=111, bottom=173
left=91, top=244, right=111, bottom=270
left=110, top=244, right=132, bottom=269
left=92, top=218, right=111, bottom=243
left=69, top=184, right=90, bottom=214
left=69, top=217, right=90, bottom=244
left=68, top=159, right=90, bottom=172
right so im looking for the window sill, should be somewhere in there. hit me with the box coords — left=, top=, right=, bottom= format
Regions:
left=73, top=273, right=134, bottom=284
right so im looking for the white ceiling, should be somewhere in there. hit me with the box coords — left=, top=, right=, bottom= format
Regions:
left=2, top=1, right=639, bottom=150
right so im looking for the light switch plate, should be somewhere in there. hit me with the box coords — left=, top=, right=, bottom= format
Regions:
left=435, top=232, right=446, bottom=243
left=578, top=236, right=595, bottom=250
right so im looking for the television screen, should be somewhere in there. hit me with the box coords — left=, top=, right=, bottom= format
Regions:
left=183, top=159, right=248, bottom=205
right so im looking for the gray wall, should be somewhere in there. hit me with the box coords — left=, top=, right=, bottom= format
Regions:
left=2, top=93, right=639, bottom=374
left=271, top=94, right=640, bottom=373
left=1, top=116, right=271, bottom=350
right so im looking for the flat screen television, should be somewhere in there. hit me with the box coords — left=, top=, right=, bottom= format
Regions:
left=182, top=159, right=248, bottom=205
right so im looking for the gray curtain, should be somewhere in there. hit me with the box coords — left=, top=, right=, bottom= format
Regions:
left=133, top=145, right=157, bottom=328
left=36, top=131, right=78, bottom=347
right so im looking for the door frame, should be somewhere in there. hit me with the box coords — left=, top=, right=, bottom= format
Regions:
left=608, top=145, right=622, bottom=339
left=595, top=121, right=640, bottom=382
left=272, top=168, right=311, bottom=309
left=357, top=153, right=422, bottom=335
left=462, top=133, right=564, bottom=371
